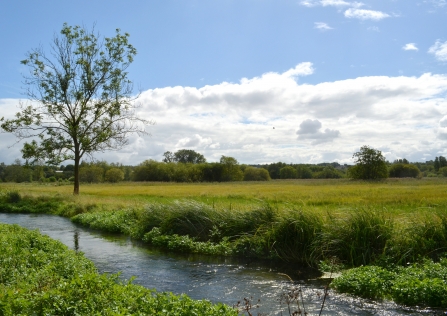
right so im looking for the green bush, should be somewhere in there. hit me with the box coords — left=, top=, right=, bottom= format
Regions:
left=6, top=190, right=21, bottom=203
left=332, top=265, right=395, bottom=300
left=333, top=259, right=447, bottom=308
left=243, top=167, right=271, bottom=181
left=389, top=163, right=421, bottom=178
left=105, top=167, right=124, bottom=183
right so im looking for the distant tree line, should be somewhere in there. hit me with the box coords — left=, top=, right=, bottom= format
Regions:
left=2, top=147, right=447, bottom=184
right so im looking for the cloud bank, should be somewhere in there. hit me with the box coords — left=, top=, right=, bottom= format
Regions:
left=1, top=63, right=447, bottom=165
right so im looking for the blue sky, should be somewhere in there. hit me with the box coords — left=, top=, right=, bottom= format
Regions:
left=1, top=0, right=447, bottom=165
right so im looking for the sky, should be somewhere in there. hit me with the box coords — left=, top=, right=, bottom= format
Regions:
left=1, top=0, right=447, bottom=165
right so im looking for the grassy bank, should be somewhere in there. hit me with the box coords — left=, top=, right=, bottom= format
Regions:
left=0, top=223, right=236, bottom=315
left=2, top=179, right=447, bottom=266
left=3, top=179, right=447, bottom=308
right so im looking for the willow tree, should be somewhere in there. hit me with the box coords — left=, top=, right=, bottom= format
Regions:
left=1, top=24, right=150, bottom=194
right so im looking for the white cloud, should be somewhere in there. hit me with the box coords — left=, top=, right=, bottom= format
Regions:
left=367, top=26, right=380, bottom=32
left=344, top=8, right=390, bottom=20
left=314, top=22, right=333, bottom=30
left=2, top=65, right=447, bottom=165
left=403, top=43, right=418, bottom=51
left=428, top=40, right=447, bottom=61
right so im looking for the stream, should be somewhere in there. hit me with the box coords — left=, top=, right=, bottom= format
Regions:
left=0, top=213, right=440, bottom=315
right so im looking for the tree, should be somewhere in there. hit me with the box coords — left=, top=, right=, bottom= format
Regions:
left=388, top=163, right=420, bottom=178
left=105, top=167, right=124, bottom=183
left=79, top=165, right=104, bottom=183
left=349, top=145, right=388, bottom=180
left=434, top=157, right=440, bottom=172
left=173, top=149, right=206, bottom=164
left=296, top=165, right=313, bottom=179
left=243, top=167, right=271, bottom=181
left=279, top=166, right=297, bottom=179
left=220, top=155, right=243, bottom=181
left=0, top=24, right=150, bottom=194
left=162, top=151, right=175, bottom=163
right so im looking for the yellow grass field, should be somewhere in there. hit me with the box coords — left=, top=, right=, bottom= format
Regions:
left=2, top=178, right=447, bottom=215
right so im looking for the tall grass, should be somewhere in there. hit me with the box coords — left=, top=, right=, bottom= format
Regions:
left=320, top=209, right=393, bottom=266
left=3, top=179, right=447, bottom=268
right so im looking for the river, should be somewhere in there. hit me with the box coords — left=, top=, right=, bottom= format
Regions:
left=0, top=213, right=438, bottom=315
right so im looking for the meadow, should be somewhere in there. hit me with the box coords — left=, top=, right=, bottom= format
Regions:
left=1, top=177, right=446, bottom=212
left=3, top=178, right=447, bottom=307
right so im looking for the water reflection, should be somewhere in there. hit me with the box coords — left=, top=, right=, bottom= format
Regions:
left=74, top=230, right=79, bottom=253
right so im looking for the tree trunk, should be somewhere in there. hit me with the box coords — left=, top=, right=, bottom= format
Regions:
left=73, top=148, right=80, bottom=195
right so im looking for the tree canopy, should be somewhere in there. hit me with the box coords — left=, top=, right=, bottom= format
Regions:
left=162, top=149, right=206, bottom=164
left=0, top=23, right=150, bottom=194
left=349, top=145, right=388, bottom=180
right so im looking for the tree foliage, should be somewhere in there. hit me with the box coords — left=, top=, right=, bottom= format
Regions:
left=279, top=166, right=297, bottom=179
left=0, top=23, right=149, bottom=194
left=220, top=156, right=243, bottom=181
left=243, top=167, right=271, bottom=181
left=105, top=167, right=125, bottom=183
left=388, top=163, right=420, bottom=178
left=175, top=149, right=206, bottom=164
left=349, top=145, right=388, bottom=180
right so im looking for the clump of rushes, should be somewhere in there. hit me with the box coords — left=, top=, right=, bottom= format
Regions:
left=385, top=210, right=447, bottom=265
left=0, top=223, right=237, bottom=315
left=319, top=209, right=393, bottom=266
left=332, top=258, right=447, bottom=308
left=268, top=209, right=324, bottom=264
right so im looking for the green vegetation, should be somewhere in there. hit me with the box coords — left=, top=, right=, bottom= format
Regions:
left=0, top=23, right=150, bottom=195
left=332, top=259, right=447, bottom=308
left=349, top=145, right=388, bottom=180
left=3, top=178, right=447, bottom=308
left=0, top=223, right=236, bottom=315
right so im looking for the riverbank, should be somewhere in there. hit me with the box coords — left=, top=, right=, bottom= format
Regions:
left=0, top=222, right=236, bottom=315
left=2, top=179, right=447, bottom=308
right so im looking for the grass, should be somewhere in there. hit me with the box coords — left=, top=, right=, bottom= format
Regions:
left=3, top=178, right=447, bottom=267
left=3, top=178, right=447, bottom=308
left=3, top=177, right=447, bottom=213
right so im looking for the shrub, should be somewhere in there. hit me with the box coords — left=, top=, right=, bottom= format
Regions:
left=105, top=167, right=125, bottom=183
left=243, top=167, right=271, bottom=181
left=389, top=163, right=421, bottom=178
left=313, top=166, right=344, bottom=179
left=5, top=190, right=21, bottom=203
